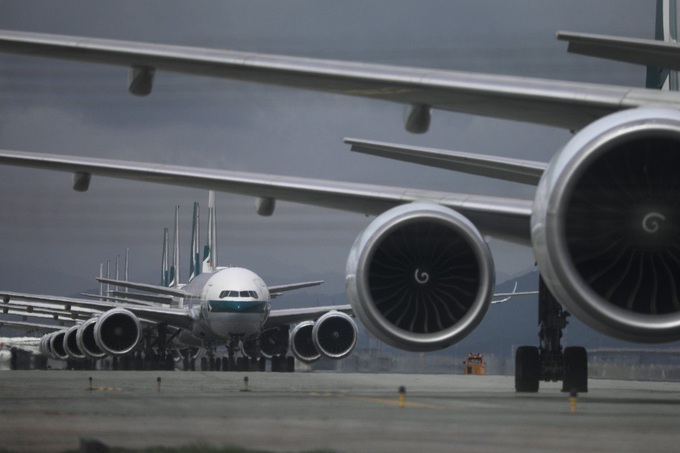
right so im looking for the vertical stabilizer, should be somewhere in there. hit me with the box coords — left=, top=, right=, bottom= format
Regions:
left=161, top=227, right=170, bottom=287
left=124, top=248, right=129, bottom=293
left=189, top=202, right=201, bottom=281
left=202, top=191, right=218, bottom=273
left=99, top=263, right=104, bottom=300
left=169, top=205, right=180, bottom=287
left=647, top=0, right=679, bottom=90
left=115, top=254, right=120, bottom=293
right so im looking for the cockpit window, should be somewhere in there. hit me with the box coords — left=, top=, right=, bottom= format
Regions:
left=219, top=290, right=258, bottom=299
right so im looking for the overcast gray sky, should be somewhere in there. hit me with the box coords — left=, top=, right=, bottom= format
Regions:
left=0, top=0, right=653, bottom=297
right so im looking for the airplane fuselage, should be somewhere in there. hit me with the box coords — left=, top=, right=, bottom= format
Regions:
left=181, top=267, right=271, bottom=344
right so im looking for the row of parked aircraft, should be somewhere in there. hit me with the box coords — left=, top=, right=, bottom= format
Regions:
left=1, top=192, right=359, bottom=371
left=1, top=2, right=679, bottom=390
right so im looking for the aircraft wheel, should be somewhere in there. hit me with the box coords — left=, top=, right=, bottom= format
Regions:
left=286, top=356, right=295, bottom=373
left=515, top=346, right=539, bottom=393
left=562, top=346, right=588, bottom=393
left=200, top=357, right=208, bottom=371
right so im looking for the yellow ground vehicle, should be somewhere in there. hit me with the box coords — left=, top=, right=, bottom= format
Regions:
left=463, top=353, right=486, bottom=375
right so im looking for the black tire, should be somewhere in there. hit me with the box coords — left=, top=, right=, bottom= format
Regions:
left=562, top=346, right=588, bottom=393
left=200, top=357, right=208, bottom=371
left=286, top=356, right=295, bottom=373
left=515, top=346, right=540, bottom=393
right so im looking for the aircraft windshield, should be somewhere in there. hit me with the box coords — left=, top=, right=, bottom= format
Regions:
left=218, top=290, right=258, bottom=299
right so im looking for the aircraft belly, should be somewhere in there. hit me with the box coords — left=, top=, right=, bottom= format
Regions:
left=207, top=313, right=264, bottom=338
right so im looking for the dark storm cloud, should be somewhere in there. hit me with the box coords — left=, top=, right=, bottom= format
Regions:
left=0, top=0, right=653, bottom=295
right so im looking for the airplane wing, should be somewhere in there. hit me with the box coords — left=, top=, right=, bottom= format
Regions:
left=0, top=149, right=532, bottom=245
left=1, top=30, right=679, bottom=131
left=268, top=280, right=324, bottom=294
left=96, top=278, right=189, bottom=297
left=557, top=31, right=680, bottom=71
left=1, top=290, right=194, bottom=330
left=264, top=305, right=354, bottom=329
left=0, top=319, right=73, bottom=332
left=345, top=138, right=547, bottom=185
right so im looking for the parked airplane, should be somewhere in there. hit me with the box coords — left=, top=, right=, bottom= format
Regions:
left=0, top=194, right=359, bottom=371
left=1, top=3, right=678, bottom=389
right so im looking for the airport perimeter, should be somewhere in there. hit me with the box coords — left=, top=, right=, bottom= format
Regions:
left=0, top=371, right=679, bottom=452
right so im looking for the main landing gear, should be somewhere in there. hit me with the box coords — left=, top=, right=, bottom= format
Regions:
left=515, top=276, right=588, bottom=393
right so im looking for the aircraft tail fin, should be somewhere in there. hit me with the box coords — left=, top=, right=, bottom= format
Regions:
left=189, top=201, right=201, bottom=282
left=161, top=227, right=170, bottom=287
left=168, top=205, right=180, bottom=287
left=647, top=0, right=679, bottom=90
left=202, top=191, right=218, bottom=273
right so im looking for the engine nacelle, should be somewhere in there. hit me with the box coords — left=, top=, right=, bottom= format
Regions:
left=49, top=330, right=69, bottom=360
left=40, top=334, right=56, bottom=360
left=312, top=311, right=358, bottom=359
left=93, top=308, right=142, bottom=356
left=76, top=318, right=107, bottom=359
left=128, top=66, right=155, bottom=96
left=290, top=321, right=321, bottom=364
left=533, top=107, right=680, bottom=343
left=63, top=325, right=86, bottom=360
left=346, top=202, right=495, bottom=352
left=259, top=326, right=289, bottom=359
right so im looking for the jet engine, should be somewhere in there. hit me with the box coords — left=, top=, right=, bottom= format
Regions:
left=312, top=311, right=358, bottom=359
left=533, top=107, right=680, bottom=343
left=346, top=202, right=495, bottom=351
left=258, top=325, right=289, bottom=359
left=39, top=334, right=56, bottom=359
left=93, top=308, right=142, bottom=356
left=290, top=312, right=358, bottom=363
left=63, top=325, right=86, bottom=360
left=49, top=330, right=69, bottom=360
left=76, top=318, right=107, bottom=359
left=290, top=321, right=321, bottom=364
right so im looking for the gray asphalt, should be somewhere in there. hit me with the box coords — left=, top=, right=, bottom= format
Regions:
left=0, top=371, right=679, bottom=452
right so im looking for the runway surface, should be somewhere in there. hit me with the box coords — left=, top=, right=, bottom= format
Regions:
left=0, top=371, right=679, bottom=452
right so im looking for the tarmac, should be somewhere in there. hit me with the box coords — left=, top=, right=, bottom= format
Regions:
left=0, top=371, right=679, bottom=452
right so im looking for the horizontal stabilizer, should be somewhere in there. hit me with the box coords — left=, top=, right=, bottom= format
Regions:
left=557, top=31, right=680, bottom=71
left=345, top=138, right=546, bottom=185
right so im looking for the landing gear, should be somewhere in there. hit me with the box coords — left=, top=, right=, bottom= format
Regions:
left=515, top=276, right=588, bottom=393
